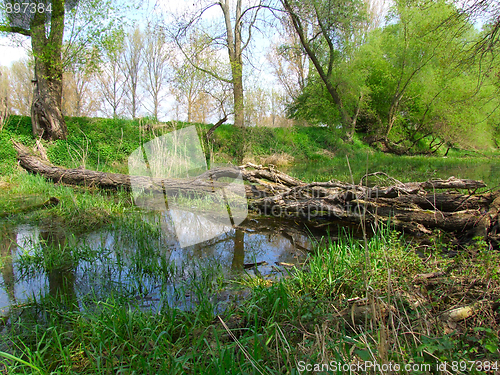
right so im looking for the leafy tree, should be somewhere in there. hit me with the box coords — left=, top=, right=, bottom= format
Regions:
left=281, top=0, right=367, bottom=140
left=0, top=0, right=123, bottom=139
left=358, top=0, right=499, bottom=152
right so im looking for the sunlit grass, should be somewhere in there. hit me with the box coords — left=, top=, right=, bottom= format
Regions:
left=1, top=116, right=499, bottom=373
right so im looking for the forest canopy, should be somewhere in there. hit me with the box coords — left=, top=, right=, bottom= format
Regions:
left=283, top=0, right=500, bottom=153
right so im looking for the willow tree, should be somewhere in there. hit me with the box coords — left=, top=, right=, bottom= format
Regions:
left=281, top=0, right=367, bottom=141
left=0, top=0, right=122, bottom=140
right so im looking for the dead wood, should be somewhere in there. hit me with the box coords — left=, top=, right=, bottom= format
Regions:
left=13, top=140, right=500, bottom=246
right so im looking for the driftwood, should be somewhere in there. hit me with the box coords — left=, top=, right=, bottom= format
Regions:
left=13, top=141, right=500, bottom=247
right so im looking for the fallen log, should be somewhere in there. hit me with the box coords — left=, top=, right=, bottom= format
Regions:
left=13, top=140, right=500, bottom=247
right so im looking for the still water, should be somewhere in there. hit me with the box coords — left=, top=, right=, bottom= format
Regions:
left=0, top=214, right=312, bottom=315
left=3, top=157, right=498, bottom=316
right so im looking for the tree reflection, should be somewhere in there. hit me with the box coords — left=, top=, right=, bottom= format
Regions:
left=40, top=230, right=77, bottom=308
left=0, top=224, right=17, bottom=305
left=231, top=229, right=245, bottom=271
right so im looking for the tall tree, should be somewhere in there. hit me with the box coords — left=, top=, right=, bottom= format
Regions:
left=0, top=0, right=124, bottom=138
left=0, top=0, right=75, bottom=139
left=281, top=0, right=367, bottom=140
left=171, top=0, right=265, bottom=127
left=143, top=25, right=170, bottom=120
left=170, top=32, right=216, bottom=123
left=122, top=26, right=144, bottom=119
left=62, top=45, right=99, bottom=117
left=98, top=30, right=126, bottom=118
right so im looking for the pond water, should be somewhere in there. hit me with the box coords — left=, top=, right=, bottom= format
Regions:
left=2, top=157, right=498, bottom=317
left=0, top=214, right=313, bottom=315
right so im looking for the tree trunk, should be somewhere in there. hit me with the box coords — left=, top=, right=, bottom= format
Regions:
left=31, top=73, right=68, bottom=140
left=13, top=140, right=500, bottom=248
left=281, top=0, right=352, bottom=136
left=232, top=61, right=244, bottom=128
left=221, top=0, right=245, bottom=128
left=30, top=1, right=68, bottom=141
left=206, top=115, right=228, bottom=141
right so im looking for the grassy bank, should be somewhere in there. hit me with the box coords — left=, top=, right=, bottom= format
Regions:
left=1, top=115, right=497, bottom=230
left=2, top=115, right=499, bottom=183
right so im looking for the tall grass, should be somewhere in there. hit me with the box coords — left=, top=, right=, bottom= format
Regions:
left=2, top=223, right=498, bottom=373
left=1, top=116, right=499, bottom=373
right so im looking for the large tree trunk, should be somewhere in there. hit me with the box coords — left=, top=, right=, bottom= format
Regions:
left=31, top=71, right=68, bottom=140
left=30, top=1, right=68, bottom=141
left=13, top=141, right=500, bottom=248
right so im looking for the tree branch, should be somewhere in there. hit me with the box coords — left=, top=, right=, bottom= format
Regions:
left=0, top=25, right=31, bottom=37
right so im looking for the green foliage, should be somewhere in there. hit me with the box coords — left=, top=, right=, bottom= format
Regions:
left=3, top=222, right=498, bottom=373
left=289, top=0, right=500, bottom=152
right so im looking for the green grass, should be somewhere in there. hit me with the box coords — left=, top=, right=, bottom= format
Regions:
left=2, top=115, right=499, bottom=186
left=1, top=225, right=499, bottom=373
left=1, top=116, right=499, bottom=373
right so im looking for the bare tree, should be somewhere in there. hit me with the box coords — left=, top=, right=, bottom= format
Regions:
left=143, top=26, right=170, bottom=120
left=62, top=45, right=100, bottom=117
left=62, top=69, right=100, bottom=117
left=171, top=0, right=267, bottom=127
left=9, top=57, right=33, bottom=116
left=244, top=86, right=269, bottom=126
left=170, top=32, right=216, bottom=123
left=458, top=0, right=500, bottom=50
left=98, top=31, right=126, bottom=118
left=267, top=13, right=308, bottom=104
left=122, top=26, right=145, bottom=119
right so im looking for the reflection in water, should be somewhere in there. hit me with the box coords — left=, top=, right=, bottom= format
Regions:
left=231, top=230, right=245, bottom=271
left=0, top=214, right=312, bottom=313
left=39, top=230, right=77, bottom=308
left=0, top=224, right=16, bottom=306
